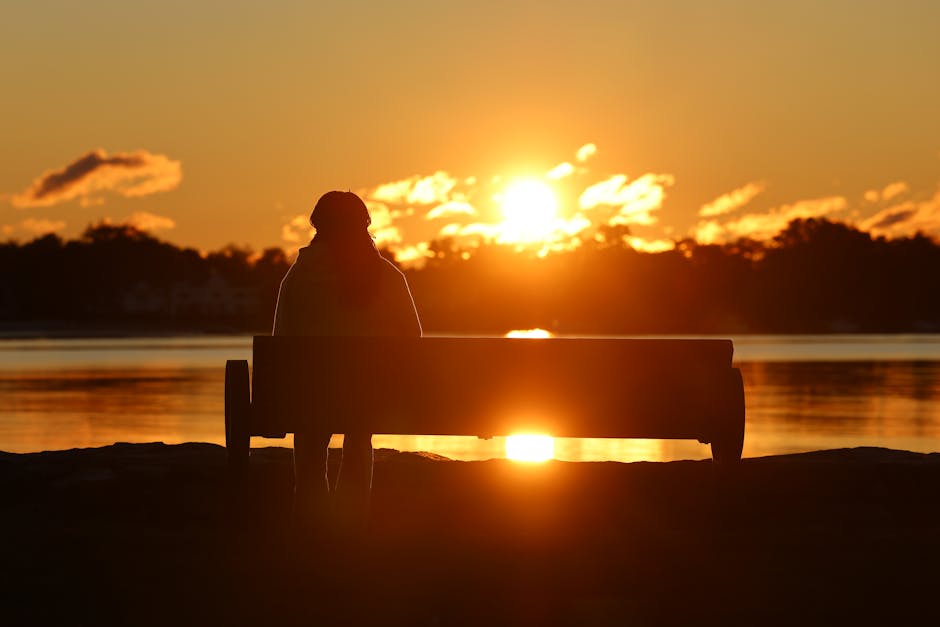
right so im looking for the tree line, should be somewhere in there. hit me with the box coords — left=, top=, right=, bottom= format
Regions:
left=2, top=218, right=938, bottom=334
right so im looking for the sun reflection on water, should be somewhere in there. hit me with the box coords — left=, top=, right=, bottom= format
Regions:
left=3, top=337, right=940, bottom=459
left=504, top=328, right=553, bottom=338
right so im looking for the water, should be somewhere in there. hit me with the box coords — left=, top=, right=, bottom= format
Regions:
left=1, top=335, right=939, bottom=460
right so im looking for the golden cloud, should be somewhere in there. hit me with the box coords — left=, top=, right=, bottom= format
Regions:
left=627, top=236, right=676, bottom=253
left=699, top=181, right=766, bottom=217
left=22, top=218, right=67, bottom=235
left=693, top=196, right=847, bottom=243
left=11, top=149, right=182, bottom=208
left=546, top=162, right=575, bottom=180
left=425, top=201, right=476, bottom=220
left=434, top=211, right=592, bottom=251
left=372, top=227, right=403, bottom=246
left=576, top=143, right=597, bottom=162
left=579, top=173, right=675, bottom=226
left=393, top=242, right=432, bottom=266
left=370, top=171, right=459, bottom=205
left=692, top=220, right=725, bottom=245
left=437, top=221, right=500, bottom=240
left=363, top=201, right=403, bottom=247
left=281, top=214, right=313, bottom=244
left=364, top=201, right=392, bottom=229
left=863, top=181, right=910, bottom=204
left=1, top=217, right=67, bottom=239
left=125, top=211, right=176, bottom=232
left=859, top=187, right=940, bottom=239
left=281, top=202, right=403, bottom=249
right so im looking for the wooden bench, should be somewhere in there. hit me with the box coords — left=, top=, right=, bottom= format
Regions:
left=224, top=336, right=746, bottom=466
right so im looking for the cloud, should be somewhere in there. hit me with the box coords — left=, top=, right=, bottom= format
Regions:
left=435, top=210, right=592, bottom=250
left=576, top=143, right=597, bottom=162
left=124, top=211, right=176, bottom=232
left=281, top=214, right=313, bottom=244
left=546, top=162, right=575, bottom=180
left=364, top=201, right=392, bottom=229
left=425, top=201, right=476, bottom=220
left=864, top=181, right=910, bottom=204
left=363, top=201, right=403, bottom=246
left=281, top=202, right=403, bottom=248
left=369, top=171, right=459, bottom=205
left=11, top=149, right=182, bottom=208
left=693, top=196, right=847, bottom=243
left=1, top=217, right=67, bottom=239
left=363, top=171, right=482, bottom=255
left=692, top=220, right=725, bottom=245
left=437, top=221, right=500, bottom=240
left=352, top=146, right=678, bottom=265
left=627, top=236, right=675, bottom=253
left=393, top=242, right=432, bottom=265
left=579, top=173, right=675, bottom=226
left=699, top=181, right=766, bottom=217
left=498, top=212, right=592, bottom=246
left=22, top=217, right=67, bottom=235
left=860, top=203, right=918, bottom=231
left=859, top=187, right=940, bottom=239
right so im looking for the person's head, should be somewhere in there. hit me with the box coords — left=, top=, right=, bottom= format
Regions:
left=309, top=191, right=371, bottom=239
left=308, top=191, right=380, bottom=304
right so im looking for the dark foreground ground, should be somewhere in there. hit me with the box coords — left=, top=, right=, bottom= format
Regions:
left=2, top=444, right=938, bottom=626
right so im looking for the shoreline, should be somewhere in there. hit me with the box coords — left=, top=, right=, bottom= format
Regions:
left=4, top=442, right=939, bottom=465
left=2, top=320, right=940, bottom=341
left=3, top=440, right=939, bottom=461
left=2, top=442, right=939, bottom=625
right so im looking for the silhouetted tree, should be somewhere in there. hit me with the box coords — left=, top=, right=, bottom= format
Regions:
left=2, top=217, right=938, bottom=333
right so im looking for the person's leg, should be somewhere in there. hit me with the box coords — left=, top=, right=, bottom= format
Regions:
left=292, top=430, right=332, bottom=534
left=333, top=431, right=373, bottom=535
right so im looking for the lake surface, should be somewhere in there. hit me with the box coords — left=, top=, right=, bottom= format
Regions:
left=1, top=334, right=939, bottom=461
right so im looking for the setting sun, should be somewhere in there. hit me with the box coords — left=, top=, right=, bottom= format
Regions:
left=497, top=180, right=559, bottom=244
left=505, top=434, right=555, bottom=462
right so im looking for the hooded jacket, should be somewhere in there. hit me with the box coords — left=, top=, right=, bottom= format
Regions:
left=272, top=241, right=422, bottom=338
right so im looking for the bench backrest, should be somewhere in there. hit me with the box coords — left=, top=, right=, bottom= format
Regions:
left=249, top=336, right=738, bottom=440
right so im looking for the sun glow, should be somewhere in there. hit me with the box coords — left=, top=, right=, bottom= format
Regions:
left=498, top=180, right=559, bottom=244
left=505, top=434, right=555, bottom=462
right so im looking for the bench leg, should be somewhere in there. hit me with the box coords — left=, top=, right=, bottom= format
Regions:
left=225, top=359, right=251, bottom=473
left=711, top=368, right=745, bottom=464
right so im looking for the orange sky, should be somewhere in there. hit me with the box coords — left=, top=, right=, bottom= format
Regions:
left=2, top=0, right=939, bottom=261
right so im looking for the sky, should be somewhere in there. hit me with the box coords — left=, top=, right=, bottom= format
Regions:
left=2, top=0, right=939, bottom=262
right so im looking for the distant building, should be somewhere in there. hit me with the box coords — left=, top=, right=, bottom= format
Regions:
left=122, top=272, right=258, bottom=318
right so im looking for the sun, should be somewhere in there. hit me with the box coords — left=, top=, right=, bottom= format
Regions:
left=505, top=434, right=555, bottom=462
left=498, top=180, right=559, bottom=244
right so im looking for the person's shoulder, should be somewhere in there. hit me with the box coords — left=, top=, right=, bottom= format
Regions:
left=284, top=245, right=330, bottom=277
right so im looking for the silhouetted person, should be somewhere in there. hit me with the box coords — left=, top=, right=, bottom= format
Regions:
left=273, top=191, right=421, bottom=538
